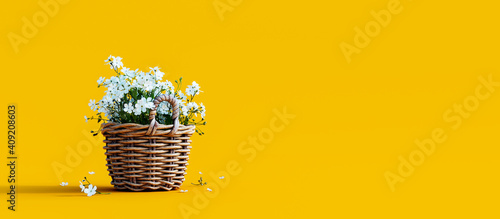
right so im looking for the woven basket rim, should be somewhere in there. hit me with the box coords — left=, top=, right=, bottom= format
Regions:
left=102, top=122, right=195, bottom=128
left=101, top=122, right=196, bottom=136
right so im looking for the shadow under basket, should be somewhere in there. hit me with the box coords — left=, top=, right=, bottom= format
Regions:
left=100, top=94, right=196, bottom=191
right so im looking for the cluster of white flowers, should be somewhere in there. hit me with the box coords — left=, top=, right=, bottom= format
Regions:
left=87, top=56, right=207, bottom=134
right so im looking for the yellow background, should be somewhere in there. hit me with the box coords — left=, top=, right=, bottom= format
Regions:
left=1, top=0, right=500, bottom=218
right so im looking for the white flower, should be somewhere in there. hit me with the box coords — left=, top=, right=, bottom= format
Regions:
left=219, top=176, right=224, bottom=179
left=207, top=188, right=212, bottom=192
left=181, top=106, right=189, bottom=116
left=89, top=171, right=95, bottom=175
left=180, top=190, right=188, bottom=193
left=199, top=172, right=202, bottom=174
left=104, top=55, right=115, bottom=69
left=145, top=97, right=155, bottom=109
left=104, top=55, right=123, bottom=69
left=158, top=102, right=171, bottom=115
left=84, top=115, right=88, bottom=123
left=112, top=56, right=123, bottom=69
left=123, top=102, right=134, bottom=114
left=60, top=182, right=68, bottom=186
left=84, top=184, right=97, bottom=197
left=79, top=182, right=85, bottom=192
left=200, top=103, right=206, bottom=118
left=134, top=97, right=151, bottom=114
left=155, top=71, right=165, bottom=81
left=88, top=99, right=97, bottom=111
left=186, top=102, right=199, bottom=116
left=97, top=77, right=105, bottom=85
left=191, top=81, right=200, bottom=91
left=187, top=102, right=198, bottom=110
left=186, top=81, right=201, bottom=96
left=104, top=55, right=113, bottom=62
left=178, top=91, right=187, bottom=100
left=144, top=80, right=155, bottom=91
left=133, top=106, right=142, bottom=115
left=150, top=67, right=165, bottom=81
left=120, top=67, right=133, bottom=78
left=156, top=71, right=165, bottom=81
left=160, top=81, right=175, bottom=94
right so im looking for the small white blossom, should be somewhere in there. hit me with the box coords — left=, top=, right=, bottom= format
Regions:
left=134, top=97, right=152, bottom=114
left=133, top=106, right=142, bottom=115
left=186, top=81, right=201, bottom=96
left=123, top=102, right=134, bottom=114
left=89, top=171, right=95, bottom=175
left=150, top=67, right=165, bottom=81
left=187, top=102, right=198, bottom=110
left=155, top=71, right=165, bottom=81
left=84, top=184, right=97, bottom=197
left=60, top=182, right=68, bottom=186
left=180, top=190, right=188, bottom=193
left=79, top=182, right=85, bottom=192
left=181, top=107, right=188, bottom=116
left=104, top=55, right=123, bottom=69
left=97, top=77, right=105, bottom=85
left=88, top=99, right=97, bottom=111
left=207, top=188, right=212, bottom=192
left=199, top=172, right=202, bottom=174
left=145, top=97, right=155, bottom=109
left=178, top=91, right=187, bottom=100
left=219, top=176, right=224, bottom=179
left=104, top=55, right=112, bottom=62
left=200, top=103, right=206, bottom=118
left=112, top=56, right=123, bottom=69
left=84, top=115, right=88, bottom=123
left=158, top=102, right=171, bottom=115
left=122, top=67, right=136, bottom=78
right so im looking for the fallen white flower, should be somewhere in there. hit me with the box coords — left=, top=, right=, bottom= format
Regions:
left=79, top=182, right=85, bottom=192
left=84, top=184, right=97, bottom=197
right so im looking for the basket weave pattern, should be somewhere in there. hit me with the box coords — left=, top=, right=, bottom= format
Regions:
left=101, top=94, right=195, bottom=191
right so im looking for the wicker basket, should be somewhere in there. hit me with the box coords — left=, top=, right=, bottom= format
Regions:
left=101, top=94, right=195, bottom=191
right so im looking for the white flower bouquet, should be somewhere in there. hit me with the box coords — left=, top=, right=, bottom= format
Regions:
left=86, top=55, right=206, bottom=135
left=85, top=56, right=206, bottom=191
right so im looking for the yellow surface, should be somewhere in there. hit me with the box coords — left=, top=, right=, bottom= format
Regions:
left=1, top=0, right=500, bottom=218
